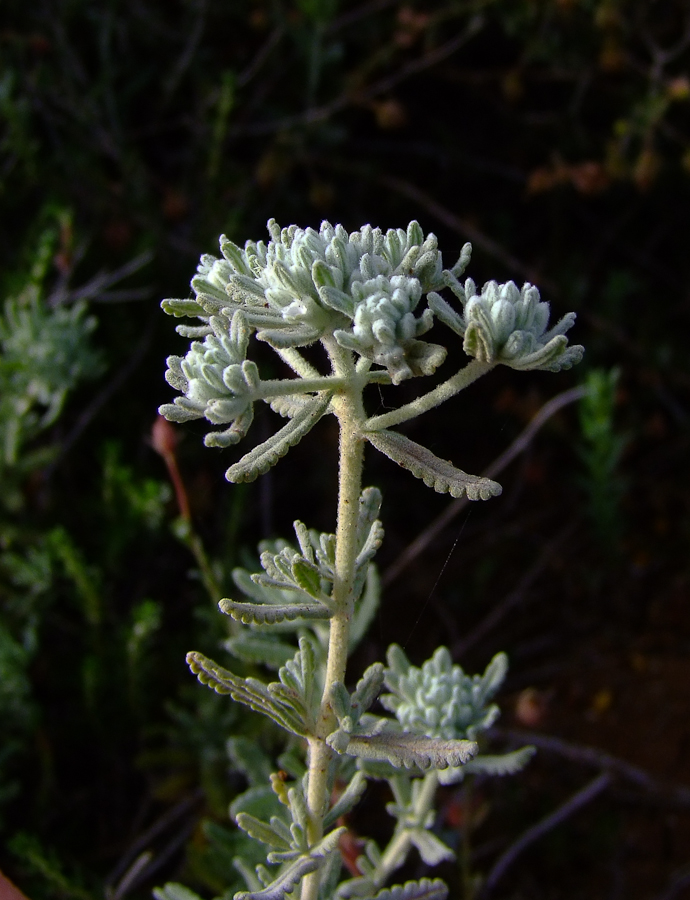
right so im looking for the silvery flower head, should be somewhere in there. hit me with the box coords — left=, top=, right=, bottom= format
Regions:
left=159, top=311, right=258, bottom=447
left=430, top=278, right=584, bottom=372
left=332, top=274, right=446, bottom=384
left=188, top=219, right=447, bottom=380
left=381, top=646, right=508, bottom=741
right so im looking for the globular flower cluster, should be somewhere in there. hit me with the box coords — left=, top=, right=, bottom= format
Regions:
left=430, top=278, right=583, bottom=372
left=191, top=219, right=447, bottom=382
left=333, top=275, right=446, bottom=383
left=381, top=647, right=507, bottom=742
left=159, top=312, right=259, bottom=447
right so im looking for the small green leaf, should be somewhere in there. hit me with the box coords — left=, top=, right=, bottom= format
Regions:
left=291, top=557, right=323, bottom=597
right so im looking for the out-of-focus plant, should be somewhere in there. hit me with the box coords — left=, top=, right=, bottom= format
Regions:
left=578, top=368, right=626, bottom=547
left=154, top=217, right=582, bottom=900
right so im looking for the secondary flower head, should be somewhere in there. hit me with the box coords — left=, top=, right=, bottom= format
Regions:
left=175, top=219, right=447, bottom=382
left=429, top=278, right=584, bottom=372
left=159, top=311, right=258, bottom=447
left=381, top=645, right=508, bottom=741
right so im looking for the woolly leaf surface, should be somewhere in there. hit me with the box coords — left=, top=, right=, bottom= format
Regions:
left=219, top=598, right=331, bottom=625
left=327, top=731, right=478, bottom=770
left=226, top=392, right=331, bottom=483
left=365, top=430, right=501, bottom=501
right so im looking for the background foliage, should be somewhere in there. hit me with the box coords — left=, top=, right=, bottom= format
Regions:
left=1, top=0, right=690, bottom=898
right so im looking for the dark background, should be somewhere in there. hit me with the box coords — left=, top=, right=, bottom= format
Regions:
left=1, top=1, right=690, bottom=898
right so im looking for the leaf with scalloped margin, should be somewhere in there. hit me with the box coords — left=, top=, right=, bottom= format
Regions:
left=353, top=878, right=449, bottom=900
left=365, top=430, right=501, bottom=501
left=327, top=731, right=478, bottom=770
left=186, top=651, right=305, bottom=735
left=226, top=392, right=331, bottom=483
left=219, top=598, right=331, bottom=625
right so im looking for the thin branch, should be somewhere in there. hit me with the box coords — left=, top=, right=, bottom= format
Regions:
left=494, top=728, right=690, bottom=806
left=480, top=773, right=611, bottom=896
left=382, top=386, right=586, bottom=587
left=453, top=521, right=576, bottom=657
left=231, top=21, right=484, bottom=137
left=237, top=26, right=285, bottom=88
left=656, top=864, right=690, bottom=900
left=48, top=251, right=154, bottom=307
left=104, top=790, right=204, bottom=891
left=379, top=175, right=555, bottom=291
left=45, top=314, right=156, bottom=475
left=326, top=0, right=398, bottom=34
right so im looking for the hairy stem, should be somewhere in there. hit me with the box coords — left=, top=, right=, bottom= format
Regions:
left=258, top=374, right=347, bottom=398
left=275, top=347, right=322, bottom=379
left=302, top=340, right=366, bottom=900
left=364, top=359, right=493, bottom=432
left=376, top=770, right=440, bottom=886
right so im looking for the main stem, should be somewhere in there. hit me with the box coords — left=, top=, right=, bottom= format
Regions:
left=302, top=341, right=365, bottom=900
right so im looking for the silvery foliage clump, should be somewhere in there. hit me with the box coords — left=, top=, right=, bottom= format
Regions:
left=0, top=280, right=101, bottom=512
left=155, top=219, right=582, bottom=900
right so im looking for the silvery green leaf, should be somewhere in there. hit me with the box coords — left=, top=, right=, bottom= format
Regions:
left=235, top=857, right=320, bottom=900
left=220, top=598, right=331, bottom=625
left=291, top=557, right=323, bottom=597
left=323, top=772, right=368, bottom=829
left=330, top=681, right=353, bottom=722
left=355, top=487, right=382, bottom=549
left=477, top=651, right=508, bottom=704
left=163, top=355, right=188, bottom=390
left=225, top=392, right=331, bottom=482
left=204, top=406, right=254, bottom=447
left=235, top=812, right=292, bottom=850
left=186, top=651, right=305, bottom=735
left=318, top=845, right=344, bottom=900
left=367, top=878, right=449, bottom=900
left=256, top=326, right=322, bottom=348
left=350, top=566, right=380, bottom=652
left=365, top=430, right=501, bottom=501
left=463, top=318, right=494, bottom=363
left=224, top=634, right=297, bottom=669
left=328, top=732, right=478, bottom=770
left=351, top=663, right=385, bottom=718
left=227, top=737, right=274, bottom=787
left=318, top=285, right=356, bottom=317
left=220, top=236, right=254, bottom=276
left=385, top=643, right=411, bottom=678
left=288, top=785, right=310, bottom=835
left=451, top=242, right=473, bottom=277
left=153, top=883, right=204, bottom=900
left=408, top=829, right=454, bottom=865
left=427, top=292, right=464, bottom=336
left=439, top=746, right=536, bottom=785
left=158, top=402, right=202, bottom=423
left=269, top=394, right=311, bottom=418
left=175, top=324, right=212, bottom=338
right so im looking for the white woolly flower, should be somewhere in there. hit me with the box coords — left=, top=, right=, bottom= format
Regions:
left=333, top=275, right=446, bottom=384
left=159, top=311, right=258, bottom=448
left=429, top=279, right=584, bottom=372
left=382, top=646, right=508, bottom=741
left=184, top=219, right=446, bottom=379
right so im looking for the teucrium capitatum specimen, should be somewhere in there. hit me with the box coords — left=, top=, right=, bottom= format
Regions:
left=156, top=219, right=582, bottom=900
